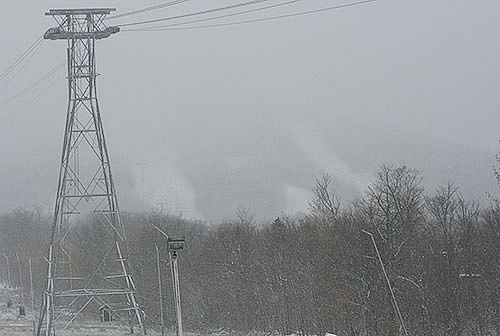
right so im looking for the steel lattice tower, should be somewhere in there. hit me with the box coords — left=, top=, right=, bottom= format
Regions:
left=37, top=8, right=144, bottom=336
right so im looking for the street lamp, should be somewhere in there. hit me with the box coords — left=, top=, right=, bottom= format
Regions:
left=3, top=253, right=11, bottom=286
left=168, top=237, right=185, bottom=336
left=152, top=224, right=185, bottom=336
left=16, top=252, right=25, bottom=303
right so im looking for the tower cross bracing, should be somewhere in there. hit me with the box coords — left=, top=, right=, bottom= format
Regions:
left=37, top=8, right=144, bottom=336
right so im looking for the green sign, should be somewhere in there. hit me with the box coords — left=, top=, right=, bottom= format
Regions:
left=168, top=238, right=185, bottom=252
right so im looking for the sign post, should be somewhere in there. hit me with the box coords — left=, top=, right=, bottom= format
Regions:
left=167, top=238, right=185, bottom=336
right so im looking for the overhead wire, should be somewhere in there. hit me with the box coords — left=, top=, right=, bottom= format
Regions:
left=107, top=0, right=191, bottom=20
left=116, top=0, right=273, bottom=28
left=0, top=1, right=375, bottom=122
left=124, top=0, right=305, bottom=31
left=0, top=61, right=65, bottom=107
left=0, top=38, right=45, bottom=96
left=123, top=0, right=377, bottom=32
left=0, top=36, right=44, bottom=82
left=0, top=73, right=65, bottom=123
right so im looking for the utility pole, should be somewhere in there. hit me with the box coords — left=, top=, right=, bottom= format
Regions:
left=37, top=8, right=144, bottom=336
left=151, top=224, right=185, bottom=336
left=362, top=230, right=408, bottom=336
left=3, top=253, right=11, bottom=286
left=29, top=258, right=36, bottom=336
left=156, top=246, right=165, bottom=336
left=16, top=252, right=24, bottom=304
left=168, top=238, right=185, bottom=336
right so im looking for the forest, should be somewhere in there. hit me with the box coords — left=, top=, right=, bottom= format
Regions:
left=1, top=164, right=500, bottom=336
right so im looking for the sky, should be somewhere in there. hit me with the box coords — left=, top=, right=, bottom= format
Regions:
left=0, top=0, right=499, bottom=222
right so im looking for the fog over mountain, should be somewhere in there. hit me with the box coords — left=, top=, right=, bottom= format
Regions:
left=0, top=0, right=498, bottom=221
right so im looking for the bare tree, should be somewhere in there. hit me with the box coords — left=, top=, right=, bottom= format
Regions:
left=424, top=184, right=463, bottom=335
left=358, top=165, right=425, bottom=335
left=426, top=183, right=459, bottom=242
left=308, top=173, right=340, bottom=223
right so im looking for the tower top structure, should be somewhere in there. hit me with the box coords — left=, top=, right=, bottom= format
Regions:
left=46, top=8, right=116, bottom=15
left=44, top=8, right=119, bottom=40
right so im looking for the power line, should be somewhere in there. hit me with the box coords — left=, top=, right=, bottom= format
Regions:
left=107, top=0, right=191, bottom=20
left=0, top=73, right=65, bottom=123
left=0, top=61, right=65, bottom=107
left=0, top=36, right=43, bottom=81
left=117, top=0, right=273, bottom=28
left=0, top=39, right=45, bottom=96
left=125, top=0, right=305, bottom=31
left=0, top=36, right=43, bottom=82
left=123, top=0, right=376, bottom=32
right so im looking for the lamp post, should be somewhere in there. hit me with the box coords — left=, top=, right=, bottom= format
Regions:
left=167, top=237, right=185, bottom=336
left=151, top=224, right=185, bottom=336
left=3, top=253, right=11, bottom=286
left=155, top=245, right=165, bottom=336
left=361, top=230, right=408, bottom=336
left=29, top=258, right=36, bottom=336
left=16, top=252, right=25, bottom=303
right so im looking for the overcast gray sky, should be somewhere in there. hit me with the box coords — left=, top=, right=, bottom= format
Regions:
left=0, top=0, right=499, bottom=221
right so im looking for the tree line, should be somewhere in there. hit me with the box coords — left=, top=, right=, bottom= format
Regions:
left=1, top=164, right=500, bottom=336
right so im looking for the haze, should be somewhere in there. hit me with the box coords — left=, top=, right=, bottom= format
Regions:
left=0, top=0, right=499, bottom=221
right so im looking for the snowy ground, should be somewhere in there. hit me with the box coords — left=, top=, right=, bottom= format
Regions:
left=0, top=284, right=155, bottom=336
left=0, top=330, right=193, bottom=336
left=0, top=285, right=33, bottom=336
left=1, top=284, right=336, bottom=336
left=0, top=285, right=259, bottom=336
